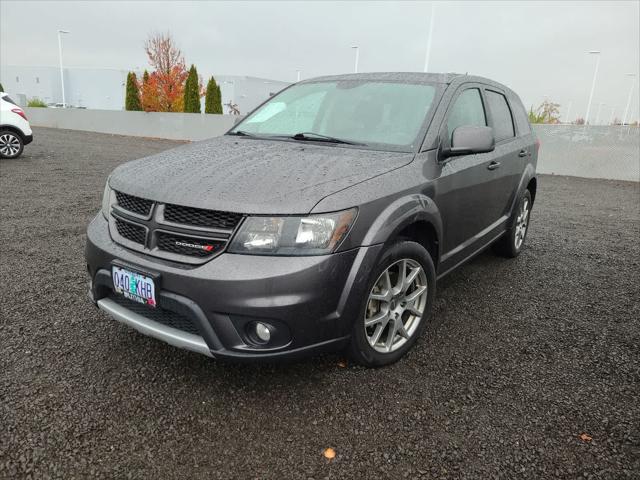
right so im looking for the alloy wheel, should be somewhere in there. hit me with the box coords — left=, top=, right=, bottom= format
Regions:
left=0, top=133, right=21, bottom=157
left=514, top=197, right=530, bottom=249
left=364, top=258, right=428, bottom=353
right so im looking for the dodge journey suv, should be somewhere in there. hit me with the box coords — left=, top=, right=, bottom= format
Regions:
left=86, top=72, right=538, bottom=366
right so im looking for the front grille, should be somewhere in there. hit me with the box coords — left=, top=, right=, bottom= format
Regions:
left=157, top=232, right=226, bottom=258
left=115, top=219, right=146, bottom=245
left=109, top=294, right=201, bottom=336
left=109, top=193, right=243, bottom=264
left=164, top=203, right=242, bottom=230
left=115, top=191, right=153, bottom=217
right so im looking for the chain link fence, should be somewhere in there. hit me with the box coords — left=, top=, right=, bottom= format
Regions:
left=534, top=125, right=639, bottom=182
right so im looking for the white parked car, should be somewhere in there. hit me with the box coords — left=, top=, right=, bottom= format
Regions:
left=0, top=92, right=33, bottom=158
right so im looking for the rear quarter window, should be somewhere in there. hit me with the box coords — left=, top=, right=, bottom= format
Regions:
left=509, top=96, right=532, bottom=136
left=2, top=95, right=18, bottom=106
left=486, top=90, right=515, bottom=143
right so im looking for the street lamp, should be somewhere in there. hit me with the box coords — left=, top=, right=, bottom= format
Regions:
left=296, top=70, right=301, bottom=82
left=594, top=102, right=605, bottom=126
left=423, top=2, right=436, bottom=72
left=564, top=100, right=573, bottom=124
left=351, top=46, right=359, bottom=73
left=608, top=106, right=617, bottom=126
left=622, top=73, right=637, bottom=126
left=584, top=50, right=600, bottom=125
left=57, top=29, right=70, bottom=108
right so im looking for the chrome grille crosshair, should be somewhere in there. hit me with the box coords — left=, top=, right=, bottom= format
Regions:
left=110, top=191, right=244, bottom=264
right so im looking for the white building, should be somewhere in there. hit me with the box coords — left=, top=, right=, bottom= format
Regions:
left=0, top=65, right=290, bottom=114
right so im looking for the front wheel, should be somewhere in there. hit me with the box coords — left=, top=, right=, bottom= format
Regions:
left=0, top=130, right=24, bottom=159
left=348, top=241, right=436, bottom=367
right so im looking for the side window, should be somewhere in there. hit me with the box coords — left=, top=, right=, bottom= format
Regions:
left=510, top=97, right=532, bottom=135
left=486, top=90, right=515, bottom=142
left=446, top=88, right=486, bottom=142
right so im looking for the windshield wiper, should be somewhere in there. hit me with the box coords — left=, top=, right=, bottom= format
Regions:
left=290, top=132, right=365, bottom=146
left=227, top=130, right=256, bottom=137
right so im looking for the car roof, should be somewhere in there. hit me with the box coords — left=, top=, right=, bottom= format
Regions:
left=301, top=72, right=461, bottom=85
left=299, top=72, right=514, bottom=92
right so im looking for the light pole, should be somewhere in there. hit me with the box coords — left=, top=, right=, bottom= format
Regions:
left=423, top=2, right=436, bottom=72
left=564, top=100, right=573, bottom=124
left=57, top=29, right=70, bottom=107
left=351, top=46, right=359, bottom=73
left=622, top=73, right=637, bottom=126
left=584, top=50, right=600, bottom=125
left=296, top=70, right=301, bottom=82
left=608, top=106, right=616, bottom=125
left=595, top=102, right=605, bottom=126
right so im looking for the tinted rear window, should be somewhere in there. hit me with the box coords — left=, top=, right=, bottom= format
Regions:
left=2, top=95, right=18, bottom=106
left=509, top=96, right=532, bottom=135
left=486, top=90, right=515, bottom=142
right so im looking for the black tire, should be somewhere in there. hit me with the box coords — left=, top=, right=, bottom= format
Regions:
left=0, top=129, right=24, bottom=159
left=493, top=189, right=532, bottom=258
left=348, top=241, right=436, bottom=367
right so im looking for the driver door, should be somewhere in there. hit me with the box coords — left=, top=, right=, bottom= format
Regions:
left=434, top=85, right=503, bottom=270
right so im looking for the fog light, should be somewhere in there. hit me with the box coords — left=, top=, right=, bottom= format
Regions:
left=255, top=322, right=271, bottom=343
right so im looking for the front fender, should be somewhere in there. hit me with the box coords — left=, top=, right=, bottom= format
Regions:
left=360, top=193, right=443, bottom=255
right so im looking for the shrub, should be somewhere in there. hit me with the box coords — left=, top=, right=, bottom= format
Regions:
left=27, top=97, right=48, bottom=107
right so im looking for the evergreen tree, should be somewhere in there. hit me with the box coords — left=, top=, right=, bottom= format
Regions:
left=124, top=72, right=142, bottom=111
left=214, top=84, right=223, bottom=114
left=0, top=82, right=4, bottom=92
left=204, top=76, right=218, bottom=114
left=183, top=64, right=201, bottom=113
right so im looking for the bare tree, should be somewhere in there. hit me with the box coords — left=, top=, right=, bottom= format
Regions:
left=145, top=32, right=184, bottom=74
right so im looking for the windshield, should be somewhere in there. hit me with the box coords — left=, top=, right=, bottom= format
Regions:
left=230, top=80, right=439, bottom=150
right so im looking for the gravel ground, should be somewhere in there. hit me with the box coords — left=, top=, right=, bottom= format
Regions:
left=1, top=127, right=639, bottom=479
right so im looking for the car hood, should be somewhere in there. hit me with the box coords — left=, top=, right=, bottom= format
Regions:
left=109, top=136, right=414, bottom=214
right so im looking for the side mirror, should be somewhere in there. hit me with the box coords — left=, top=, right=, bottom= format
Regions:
left=443, top=126, right=495, bottom=158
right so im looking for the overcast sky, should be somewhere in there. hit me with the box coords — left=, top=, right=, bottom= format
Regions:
left=1, top=0, right=639, bottom=121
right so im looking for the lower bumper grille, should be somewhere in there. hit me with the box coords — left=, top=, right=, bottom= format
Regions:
left=108, top=294, right=200, bottom=336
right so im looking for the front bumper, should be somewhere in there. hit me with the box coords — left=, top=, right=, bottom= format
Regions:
left=85, top=214, right=382, bottom=360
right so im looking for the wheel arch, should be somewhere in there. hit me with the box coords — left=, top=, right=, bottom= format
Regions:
left=526, top=176, right=537, bottom=205
left=361, top=194, right=443, bottom=270
left=0, top=124, right=27, bottom=141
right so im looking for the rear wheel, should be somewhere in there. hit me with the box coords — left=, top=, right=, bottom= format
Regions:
left=493, top=189, right=532, bottom=258
left=348, top=241, right=436, bottom=367
left=0, top=130, right=24, bottom=159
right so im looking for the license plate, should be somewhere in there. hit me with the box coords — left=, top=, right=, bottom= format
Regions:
left=112, top=266, right=157, bottom=308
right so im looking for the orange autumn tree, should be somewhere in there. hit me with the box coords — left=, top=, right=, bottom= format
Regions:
left=141, top=32, right=188, bottom=112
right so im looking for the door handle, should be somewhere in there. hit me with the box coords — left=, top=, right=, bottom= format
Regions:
left=518, top=150, right=529, bottom=157
left=487, top=161, right=501, bottom=170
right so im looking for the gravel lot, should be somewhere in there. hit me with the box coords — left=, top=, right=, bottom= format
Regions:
left=1, top=127, right=639, bottom=479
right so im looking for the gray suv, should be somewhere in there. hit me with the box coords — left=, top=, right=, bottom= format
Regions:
left=86, top=73, right=538, bottom=366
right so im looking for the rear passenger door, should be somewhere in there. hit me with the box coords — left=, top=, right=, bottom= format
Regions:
left=482, top=88, right=527, bottom=222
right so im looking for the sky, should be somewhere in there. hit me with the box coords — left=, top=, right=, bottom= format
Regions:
left=1, top=0, right=639, bottom=122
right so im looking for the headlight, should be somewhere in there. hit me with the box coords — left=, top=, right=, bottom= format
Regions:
left=228, top=208, right=357, bottom=256
left=101, top=179, right=113, bottom=219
